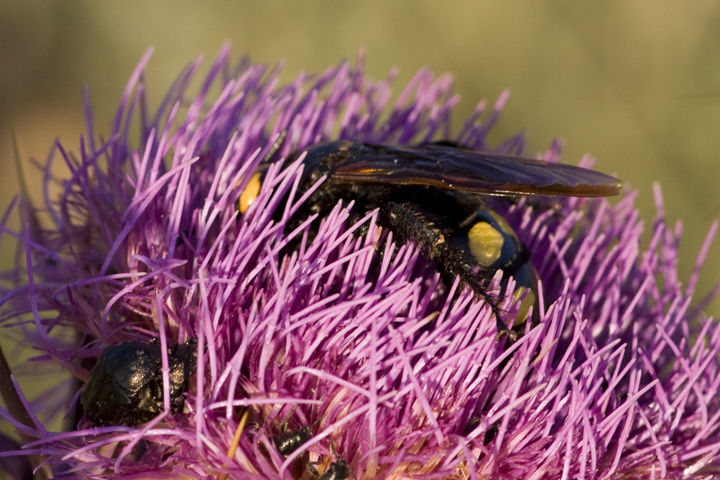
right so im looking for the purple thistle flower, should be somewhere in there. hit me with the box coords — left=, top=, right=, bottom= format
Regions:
left=1, top=44, right=720, bottom=479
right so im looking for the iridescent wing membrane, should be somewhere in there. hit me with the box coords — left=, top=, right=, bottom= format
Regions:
left=306, top=141, right=621, bottom=197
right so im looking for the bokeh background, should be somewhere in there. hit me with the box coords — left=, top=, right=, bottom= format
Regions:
left=1, top=1, right=720, bottom=435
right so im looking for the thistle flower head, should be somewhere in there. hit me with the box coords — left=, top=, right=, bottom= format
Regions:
left=1, top=46, right=719, bottom=479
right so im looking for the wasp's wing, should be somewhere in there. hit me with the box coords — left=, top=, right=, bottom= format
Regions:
left=322, top=142, right=621, bottom=197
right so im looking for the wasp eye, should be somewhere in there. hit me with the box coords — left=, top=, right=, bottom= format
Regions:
left=468, top=221, right=505, bottom=267
left=238, top=172, right=263, bottom=214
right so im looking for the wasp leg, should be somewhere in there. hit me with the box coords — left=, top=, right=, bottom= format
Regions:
left=379, top=200, right=516, bottom=335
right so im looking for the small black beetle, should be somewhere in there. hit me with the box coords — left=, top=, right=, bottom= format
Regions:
left=80, top=340, right=197, bottom=426
left=307, top=442, right=353, bottom=480
left=319, top=459, right=350, bottom=480
left=274, top=425, right=313, bottom=456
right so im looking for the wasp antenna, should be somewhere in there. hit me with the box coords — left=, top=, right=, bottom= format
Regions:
left=264, top=130, right=288, bottom=163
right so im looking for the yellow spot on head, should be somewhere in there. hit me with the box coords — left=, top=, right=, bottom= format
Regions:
left=468, top=222, right=504, bottom=267
left=238, top=172, right=262, bottom=214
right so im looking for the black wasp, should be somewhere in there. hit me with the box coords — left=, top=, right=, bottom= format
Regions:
left=239, top=140, right=621, bottom=329
left=81, top=340, right=197, bottom=426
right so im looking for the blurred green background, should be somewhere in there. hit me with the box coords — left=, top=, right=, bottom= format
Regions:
left=1, top=1, right=720, bottom=435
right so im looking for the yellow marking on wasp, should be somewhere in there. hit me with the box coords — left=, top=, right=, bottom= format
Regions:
left=468, top=221, right=504, bottom=267
left=487, top=210, right=516, bottom=241
left=513, top=286, right=537, bottom=325
left=238, top=172, right=262, bottom=214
